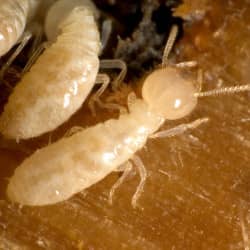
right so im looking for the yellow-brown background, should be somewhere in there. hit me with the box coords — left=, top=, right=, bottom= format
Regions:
left=0, top=0, right=250, bottom=249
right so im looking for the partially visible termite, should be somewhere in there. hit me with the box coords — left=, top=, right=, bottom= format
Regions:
left=0, top=0, right=38, bottom=57
left=0, top=0, right=126, bottom=140
left=0, top=0, right=55, bottom=78
left=6, top=25, right=250, bottom=207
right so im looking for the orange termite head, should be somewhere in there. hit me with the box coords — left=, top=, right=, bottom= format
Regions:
left=142, top=67, right=198, bottom=120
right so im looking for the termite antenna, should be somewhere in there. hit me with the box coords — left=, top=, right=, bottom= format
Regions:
left=194, top=84, right=250, bottom=97
left=162, top=25, right=178, bottom=67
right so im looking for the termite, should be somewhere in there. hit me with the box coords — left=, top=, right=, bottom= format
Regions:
left=0, top=0, right=126, bottom=140
left=0, top=0, right=54, bottom=78
left=6, top=25, right=250, bottom=207
left=0, top=0, right=38, bottom=57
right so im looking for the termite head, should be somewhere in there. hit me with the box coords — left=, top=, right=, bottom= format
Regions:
left=142, top=67, right=198, bottom=120
left=142, top=22, right=250, bottom=120
left=45, top=0, right=99, bottom=42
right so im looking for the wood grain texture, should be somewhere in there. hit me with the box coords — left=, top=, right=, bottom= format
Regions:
left=0, top=0, right=249, bottom=249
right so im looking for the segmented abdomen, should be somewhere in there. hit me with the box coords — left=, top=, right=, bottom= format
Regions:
left=7, top=100, right=163, bottom=206
left=0, top=0, right=34, bottom=56
left=0, top=7, right=100, bottom=139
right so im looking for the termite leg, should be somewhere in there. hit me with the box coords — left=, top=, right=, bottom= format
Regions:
left=64, top=126, right=83, bottom=138
left=97, top=102, right=127, bottom=115
left=100, top=59, right=127, bottom=90
left=175, top=61, right=198, bottom=68
left=150, top=117, right=209, bottom=139
left=88, top=73, right=110, bottom=116
left=197, top=69, right=203, bottom=92
left=27, top=22, right=43, bottom=59
left=108, top=161, right=133, bottom=205
left=21, top=42, right=50, bottom=75
left=21, top=23, right=46, bottom=75
left=127, top=91, right=137, bottom=112
left=131, top=155, right=147, bottom=208
left=0, top=31, right=32, bottom=81
left=88, top=73, right=127, bottom=116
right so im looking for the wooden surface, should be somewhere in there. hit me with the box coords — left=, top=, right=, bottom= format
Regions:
left=0, top=0, right=250, bottom=249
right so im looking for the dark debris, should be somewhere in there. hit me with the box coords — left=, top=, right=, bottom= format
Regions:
left=95, top=0, right=183, bottom=78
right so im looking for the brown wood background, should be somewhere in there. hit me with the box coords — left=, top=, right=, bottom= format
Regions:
left=0, top=0, right=249, bottom=249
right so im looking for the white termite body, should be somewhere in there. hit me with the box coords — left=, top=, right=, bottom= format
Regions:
left=0, top=0, right=40, bottom=56
left=7, top=24, right=250, bottom=206
left=7, top=67, right=199, bottom=206
left=0, top=0, right=100, bottom=140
